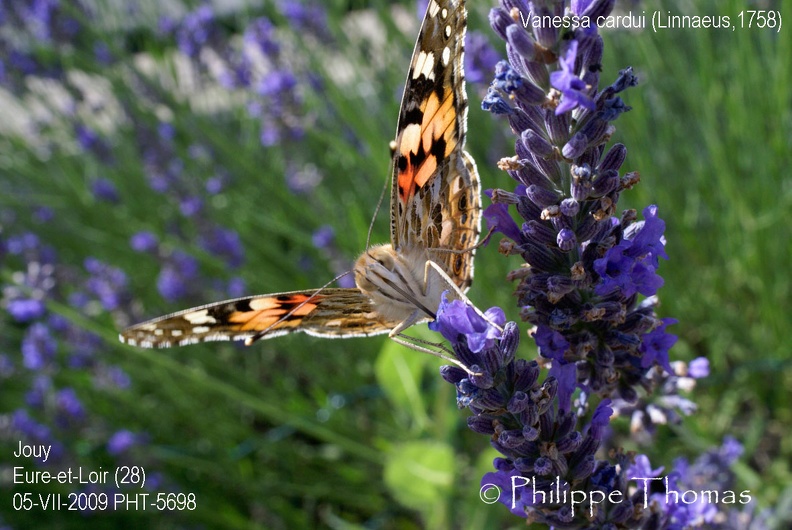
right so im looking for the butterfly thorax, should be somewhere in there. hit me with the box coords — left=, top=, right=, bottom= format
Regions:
left=354, top=244, right=443, bottom=324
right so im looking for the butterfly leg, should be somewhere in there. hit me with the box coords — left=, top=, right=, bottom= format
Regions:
left=390, top=333, right=482, bottom=376
left=388, top=313, right=482, bottom=375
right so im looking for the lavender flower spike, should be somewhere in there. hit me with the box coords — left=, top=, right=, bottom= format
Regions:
left=482, top=0, right=670, bottom=402
left=422, top=0, right=754, bottom=526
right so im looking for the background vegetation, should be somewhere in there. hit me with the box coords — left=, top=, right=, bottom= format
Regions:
left=1, top=0, right=789, bottom=528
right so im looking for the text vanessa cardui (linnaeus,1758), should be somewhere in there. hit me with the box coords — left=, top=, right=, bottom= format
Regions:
left=120, top=0, right=481, bottom=362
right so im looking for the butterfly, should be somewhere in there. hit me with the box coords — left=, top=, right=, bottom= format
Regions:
left=120, top=0, right=482, bottom=366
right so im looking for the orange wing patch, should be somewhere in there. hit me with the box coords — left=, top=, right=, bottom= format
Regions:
left=229, top=294, right=320, bottom=331
left=396, top=90, right=459, bottom=204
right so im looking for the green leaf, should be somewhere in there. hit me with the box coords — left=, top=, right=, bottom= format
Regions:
left=373, top=332, right=437, bottom=432
left=383, top=440, right=455, bottom=518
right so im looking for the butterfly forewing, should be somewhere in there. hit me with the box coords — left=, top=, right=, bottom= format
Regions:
left=120, top=289, right=397, bottom=347
left=390, top=0, right=480, bottom=291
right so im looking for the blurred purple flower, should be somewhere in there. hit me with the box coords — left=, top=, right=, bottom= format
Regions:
left=176, top=5, right=216, bottom=58
left=33, top=206, right=54, bottom=223
left=107, top=429, right=140, bottom=456
left=91, top=178, right=120, bottom=203
left=0, top=354, right=14, bottom=378
left=257, top=69, right=297, bottom=97
left=278, top=1, right=327, bottom=35
left=157, top=122, right=175, bottom=142
left=688, top=357, right=709, bottom=378
left=465, top=31, right=500, bottom=85
left=157, top=251, right=199, bottom=302
left=200, top=227, right=245, bottom=268
left=244, top=17, right=279, bottom=55
left=179, top=196, right=203, bottom=217
left=21, top=323, right=57, bottom=370
left=7, top=298, right=46, bottom=322
left=94, top=41, right=112, bottom=64
left=130, top=231, right=159, bottom=253
left=12, top=409, right=64, bottom=464
left=84, top=257, right=128, bottom=311
left=205, top=176, right=224, bottom=195
left=226, top=277, right=246, bottom=298
left=26, top=374, right=51, bottom=408
left=311, top=225, right=334, bottom=249
left=7, top=232, right=40, bottom=255
left=56, top=388, right=85, bottom=421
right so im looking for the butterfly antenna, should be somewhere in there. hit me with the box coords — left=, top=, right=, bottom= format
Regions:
left=365, top=148, right=394, bottom=250
left=245, top=270, right=354, bottom=345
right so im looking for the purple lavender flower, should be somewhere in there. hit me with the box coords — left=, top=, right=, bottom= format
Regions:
left=130, top=231, right=159, bottom=253
left=481, top=0, right=673, bottom=403
left=107, top=429, right=141, bottom=456
left=278, top=1, right=328, bottom=35
left=56, top=387, right=85, bottom=423
left=637, top=438, right=764, bottom=529
left=176, top=5, right=217, bottom=59
left=205, top=176, right=224, bottom=195
left=179, top=196, right=204, bottom=217
left=26, top=374, right=51, bottom=409
left=199, top=227, right=245, bottom=268
left=33, top=206, right=54, bottom=223
left=465, top=31, right=501, bottom=86
left=550, top=40, right=595, bottom=114
left=687, top=357, right=709, bottom=378
left=3, top=0, right=83, bottom=44
left=420, top=0, right=748, bottom=525
left=21, top=323, right=57, bottom=370
left=429, top=292, right=505, bottom=354
left=7, top=232, right=40, bottom=255
left=311, top=225, right=335, bottom=250
left=226, top=277, right=247, bottom=298
left=156, top=250, right=199, bottom=302
left=11, top=409, right=64, bottom=465
left=257, top=69, right=297, bottom=98
left=7, top=298, right=46, bottom=322
left=91, top=178, right=120, bottom=203
left=244, top=17, right=279, bottom=56
left=94, top=42, right=112, bottom=65
left=84, top=257, right=128, bottom=311
left=76, top=125, right=113, bottom=162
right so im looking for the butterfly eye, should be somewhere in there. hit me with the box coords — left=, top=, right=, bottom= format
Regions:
left=375, top=252, right=396, bottom=271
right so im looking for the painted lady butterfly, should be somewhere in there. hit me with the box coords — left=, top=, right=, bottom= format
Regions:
left=120, top=0, right=481, bottom=363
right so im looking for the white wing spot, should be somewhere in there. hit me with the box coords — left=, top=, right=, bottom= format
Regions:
left=171, top=329, right=183, bottom=337
left=413, top=51, right=435, bottom=80
left=442, top=46, right=451, bottom=66
left=441, top=8, right=448, bottom=19
left=192, top=326, right=210, bottom=334
left=183, top=310, right=217, bottom=325
left=445, top=25, right=452, bottom=38
left=154, top=329, right=164, bottom=336
left=428, top=0, right=440, bottom=17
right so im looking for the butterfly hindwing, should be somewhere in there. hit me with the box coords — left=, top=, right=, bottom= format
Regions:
left=391, top=0, right=480, bottom=291
left=120, top=289, right=397, bottom=347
